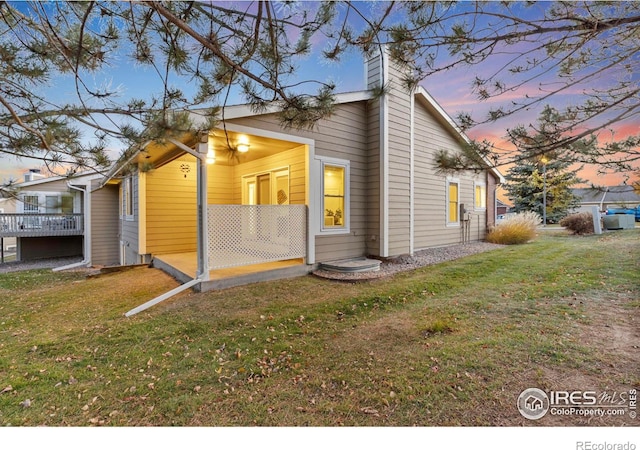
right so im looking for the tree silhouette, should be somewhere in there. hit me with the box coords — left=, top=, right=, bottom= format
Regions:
left=0, top=1, right=638, bottom=181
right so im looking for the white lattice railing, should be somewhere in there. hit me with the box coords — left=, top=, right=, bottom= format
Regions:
left=207, top=205, right=307, bottom=270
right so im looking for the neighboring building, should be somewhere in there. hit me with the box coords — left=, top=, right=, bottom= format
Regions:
left=0, top=171, right=119, bottom=267
left=571, top=185, right=640, bottom=214
left=496, top=199, right=510, bottom=216
left=0, top=196, right=17, bottom=262
left=104, top=49, right=504, bottom=293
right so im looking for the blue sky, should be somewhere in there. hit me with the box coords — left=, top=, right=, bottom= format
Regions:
left=1, top=1, right=637, bottom=187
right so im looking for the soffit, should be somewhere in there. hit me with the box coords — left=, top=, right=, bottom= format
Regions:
left=136, top=130, right=301, bottom=169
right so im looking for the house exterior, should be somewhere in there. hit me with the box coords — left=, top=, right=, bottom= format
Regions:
left=106, top=50, right=503, bottom=292
left=496, top=199, right=510, bottom=216
left=0, top=171, right=120, bottom=267
left=0, top=196, right=17, bottom=262
left=571, top=185, right=640, bottom=215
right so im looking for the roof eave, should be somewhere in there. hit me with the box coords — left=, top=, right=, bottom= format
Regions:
left=414, top=86, right=505, bottom=184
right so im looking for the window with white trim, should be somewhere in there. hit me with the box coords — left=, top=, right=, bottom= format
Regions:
left=23, top=195, right=39, bottom=213
left=320, top=158, right=349, bottom=233
left=474, top=182, right=486, bottom=210
left=121, top=177, right=134, bottom=220
left=446, top=178, right=459, bottom=225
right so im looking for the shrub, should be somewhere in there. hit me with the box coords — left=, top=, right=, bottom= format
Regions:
left=486, top=211, right=541, bottom=245
left=559, top=212, right=594, bottom=235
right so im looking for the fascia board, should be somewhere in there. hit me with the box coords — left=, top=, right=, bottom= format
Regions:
left=188, top=90, right=373, bottom=125
left=14, top=171, right=106, bottom=189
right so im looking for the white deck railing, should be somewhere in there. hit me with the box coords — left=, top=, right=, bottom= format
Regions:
left=207, top=205, right=307, bottom=269
left=0, top=213, right=84, bottom=238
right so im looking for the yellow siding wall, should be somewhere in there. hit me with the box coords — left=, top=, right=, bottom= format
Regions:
left=144, top=150, right=303, bottom=255
left=145, top=155, right=198, bottom=254
left=208, top=162, right=234, bottom=205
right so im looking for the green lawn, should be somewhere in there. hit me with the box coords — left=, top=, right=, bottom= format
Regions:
left=0, top=231, right=638, bottom=426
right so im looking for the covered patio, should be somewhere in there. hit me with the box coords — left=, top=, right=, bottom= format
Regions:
left=135, top=123, right=315, bottom=291
left=154, top=203, right=310, bottom=290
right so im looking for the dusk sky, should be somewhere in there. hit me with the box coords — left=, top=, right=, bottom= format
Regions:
left=1, top=1, right=638, bottom=190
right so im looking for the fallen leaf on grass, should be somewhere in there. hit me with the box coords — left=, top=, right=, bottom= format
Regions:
left=1, top=386, right=13, bottom=394
left=360, top=407, right=379, bottom=416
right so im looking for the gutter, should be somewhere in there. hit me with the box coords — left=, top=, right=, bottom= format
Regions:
left=98, top=141, right=152, bottom=189
left=53, top=182, right=91, bottom=272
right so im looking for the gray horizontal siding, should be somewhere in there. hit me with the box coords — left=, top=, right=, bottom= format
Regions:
left=385, top=62, right=413, bottom=257
left=120, top=176, right=140, bottom=265
left=228, top=102, right=372, bottom=263
left=90, top=183, right=120, bottom=266
left=413, top=101, right=488, bottom=249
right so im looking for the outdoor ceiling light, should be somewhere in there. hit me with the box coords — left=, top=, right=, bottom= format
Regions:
left=237, top=135, right=250, bottom=153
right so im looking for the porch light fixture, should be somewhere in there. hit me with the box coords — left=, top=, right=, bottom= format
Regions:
left=206, top=135, right=216, bottom=164
left=237, top=135, right=250, bottom=153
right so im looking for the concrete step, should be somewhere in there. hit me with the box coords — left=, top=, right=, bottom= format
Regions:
left=318, top=257, right=381, bottom=273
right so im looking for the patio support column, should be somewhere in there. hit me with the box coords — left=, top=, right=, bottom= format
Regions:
left=196, top=138, right=210, bottom=281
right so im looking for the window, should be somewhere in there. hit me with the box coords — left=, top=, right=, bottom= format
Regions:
left=241, top=168, right=290, bottom=206
left=61, top=196, right=74, bottom=214
left=45, top=196, right=58, bottom=213
left=474, top=182, right=486, bottom=210
left=122, top=177, right=134, bottom=219
left=23, top=195, right=39, bottom=213
left=44, top=195, right=74, bottom=214
left=447, top=178, right=459, bottom=225
left=321, top=158, right=349, bottom=233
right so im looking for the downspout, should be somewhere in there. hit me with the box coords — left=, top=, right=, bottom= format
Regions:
left=379, top=47, right=390, bottom=257
left=599, top=187, right=608, bottom=213
left=125, top=135, right=210, bottom=317
left=53, top=182, right=91, bottom=272
left=125, top=278, right=200, bottom=317
left=409, top=86, right=415, bottom=255
left=494, top=183, right=499, bottom=226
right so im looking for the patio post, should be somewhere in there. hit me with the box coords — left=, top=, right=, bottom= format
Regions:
left=196, top=136, right=210, bottom=281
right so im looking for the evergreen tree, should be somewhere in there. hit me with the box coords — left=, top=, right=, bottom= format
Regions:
left=504, top=157, right=582, bottom=224
left=504, top=107, right=585, bottom=223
